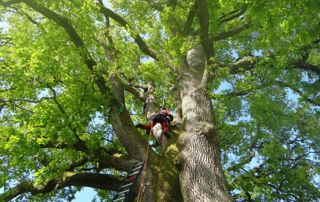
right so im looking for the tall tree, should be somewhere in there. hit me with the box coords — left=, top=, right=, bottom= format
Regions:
left=0, top=0, right=319, bottom=201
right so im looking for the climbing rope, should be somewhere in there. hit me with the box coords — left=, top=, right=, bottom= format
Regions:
left=137, top=124, right=169, bottom=201
left=152, top=131, right=166, bottom=194
left=136, top=137, right=151, bottom=202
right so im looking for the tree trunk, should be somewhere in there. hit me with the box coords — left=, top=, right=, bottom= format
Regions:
left=176, top=47, right=233, bottom=201
left=138, top=47, right=232, bottom=202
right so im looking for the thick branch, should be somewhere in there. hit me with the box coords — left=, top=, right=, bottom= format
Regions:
left=109, top=74, right=147, bottom=160
left=293, top=61, right=320, bottom=76
left=98, top=155, right=137, bottom=172
left=197, top=0, right=213, bottom=58
left=123, top=83, right=145, bottom=102
left=0, top=173, right=121, bottom=201
left=212, top=22, right=249, bottom=41
left=182, top=1, right=198, bottom=36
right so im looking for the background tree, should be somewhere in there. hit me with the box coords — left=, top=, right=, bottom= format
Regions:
left=0, top=0, right=319, bottom=201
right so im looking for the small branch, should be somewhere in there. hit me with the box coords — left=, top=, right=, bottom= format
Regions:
left=212, top=22, right=249, bottom=41
left=21, top=0, right=84, bottom=48
left=38, top=141, right=88, bottom=153
left=143, top=0, right=165, bottom=11
left=0, top=98, right=35, bottom=113
left=216, top=56, right=258, bottom=74
left=0, top=36, right=13, bottom=46
left=123, top=83, right=145, bottom=102
left=97, top=1, right=176, bottom=71
left=275, top=80, right=320, bottom=106
left=218, top=5, right=247, bottom=25
left=8, top=6, right=41, bottom=26
left=97, top=0, right=158, bottom=60
left=47, top=86, right=65, bottom=114
left=0, top=97, right=52, bottom=104
left=227, top=150, right=255, bottom=172
left=120, top=73, right=149, bottom=90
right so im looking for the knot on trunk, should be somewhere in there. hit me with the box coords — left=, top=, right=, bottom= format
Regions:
left=193, top=121, right=214, bottom=136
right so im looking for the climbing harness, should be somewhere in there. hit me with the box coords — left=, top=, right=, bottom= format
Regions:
left=112, top=161, right=145, bottom=202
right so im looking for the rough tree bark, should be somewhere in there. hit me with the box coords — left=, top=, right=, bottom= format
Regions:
left=137, top=47, right=233, bottom=202
left=176, top=47, right=233, bottom=201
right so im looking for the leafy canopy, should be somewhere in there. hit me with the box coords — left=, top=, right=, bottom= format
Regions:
left=0, top=0, right=319, bottom=201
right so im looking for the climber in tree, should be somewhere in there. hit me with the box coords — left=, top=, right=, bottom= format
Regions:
left=136, top=107, right=173, bottom=146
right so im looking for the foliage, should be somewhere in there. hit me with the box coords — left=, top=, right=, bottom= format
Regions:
left=0, top=0, right=319, bottom=201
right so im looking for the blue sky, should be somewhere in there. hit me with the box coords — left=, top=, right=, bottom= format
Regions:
left=73, top=188, right=98, bottom=202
